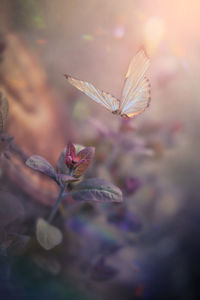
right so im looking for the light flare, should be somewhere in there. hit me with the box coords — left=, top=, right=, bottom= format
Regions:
left=144, top=17, right=166, bottom=55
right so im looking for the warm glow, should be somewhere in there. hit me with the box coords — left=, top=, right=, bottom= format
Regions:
left=144, top=17, right=166, bottom=56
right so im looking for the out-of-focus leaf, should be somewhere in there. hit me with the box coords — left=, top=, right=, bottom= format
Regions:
left=6, top=234, right=30, bottom=256
left=0, top=92, right=9, bottom=132
left=56, top=148, right=69, bottom=174
left=68, top=178, right=123, bottom=202
left=36, top=218, right=63, bottom=250
left=90, top=257, right=118, bottom=281
left=26, top=155, right=58, bottom=182
left=57, top=174, right=78, bottom=184
left=73, top=147, right=95, bottom=178
left=0, top=192, right=24, bottom=227
left=32, top=254, right=61, bottom=275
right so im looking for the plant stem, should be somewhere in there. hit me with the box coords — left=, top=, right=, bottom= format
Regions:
left=48, top=184, right=65, bottom=223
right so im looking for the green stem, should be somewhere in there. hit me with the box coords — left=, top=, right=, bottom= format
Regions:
left=48, top=184, right=65, bottom=223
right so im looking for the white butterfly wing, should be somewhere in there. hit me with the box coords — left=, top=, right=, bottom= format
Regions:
left=121, top=76, right=151, bottom=118
left=64, top=74, right=119, bottom=112
left=120, top=50, right=150, bottom=118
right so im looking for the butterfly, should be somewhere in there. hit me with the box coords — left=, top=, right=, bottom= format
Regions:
left=64, top=49, right=151, bottom=120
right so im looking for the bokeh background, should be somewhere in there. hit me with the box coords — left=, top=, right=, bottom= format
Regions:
left=0, top=0, right=200, bottom=299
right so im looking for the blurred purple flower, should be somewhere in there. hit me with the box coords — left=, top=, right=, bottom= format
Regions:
left=108, top=207, right=142, bottom=232
left=124, top=177, right=141, bottom=195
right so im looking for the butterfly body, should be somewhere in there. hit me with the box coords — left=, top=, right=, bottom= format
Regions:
left=110, top=109, right=129, bottom=120
left=64, top=49, right=151, bottom=119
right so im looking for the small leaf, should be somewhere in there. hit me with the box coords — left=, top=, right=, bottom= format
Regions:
left=0, top=92, right=9, bottom=132
left=32, top=254, right=61, bottom=275
left=26, top=155, right=58, bottom=182
left=73, top=147, right=95, bottom=177
left=68, top=178, right=123, bottom=203
left=36, top=218, right=63, bottom=250
left=56, top=148, right=69, bottom=174
left=57, top=174, right=78, bottom=184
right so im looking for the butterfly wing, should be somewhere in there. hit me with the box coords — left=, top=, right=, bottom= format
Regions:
left=120, top=49, right=150, bottom=118
left=64, top=74, right=119, bottom=112
left=121, top=76, right=151, bottom=118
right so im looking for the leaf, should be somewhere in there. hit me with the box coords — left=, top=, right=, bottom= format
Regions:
left=68, top=178, right=123, bottom=203
left=36, top=218, right=63, bottom=250
left=56, top=148, right=69, bottom=174
left=57, top=174, right=78, bottom=184
left=73, top=147, right=95, bottom=178
left=0, top=92, right=9, bottom=132
left=26, top=155, right=58, bottom=182
left=32, top=254, right=61, bottom=275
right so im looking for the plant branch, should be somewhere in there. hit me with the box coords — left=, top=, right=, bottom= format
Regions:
left=48, top=184, right=66, bottom=223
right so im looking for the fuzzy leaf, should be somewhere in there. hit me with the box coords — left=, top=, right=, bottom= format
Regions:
left=56, top=148, right=69, bottom=174
left=32, top=254, right=61, bottom=275
left=26, top=155, right=58, bottom=182
left=57, top=174, right=78, bottom=184
left=0, top=93, right=9, bottom=132
left=36, top=218, right=63, bottom=250
left=73, top=147, right=95, bottom=178
left=68, top=178, right=123, bottom=203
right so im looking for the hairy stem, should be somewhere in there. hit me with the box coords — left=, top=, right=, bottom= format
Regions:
left=48, top=184, right=66, bottom=223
